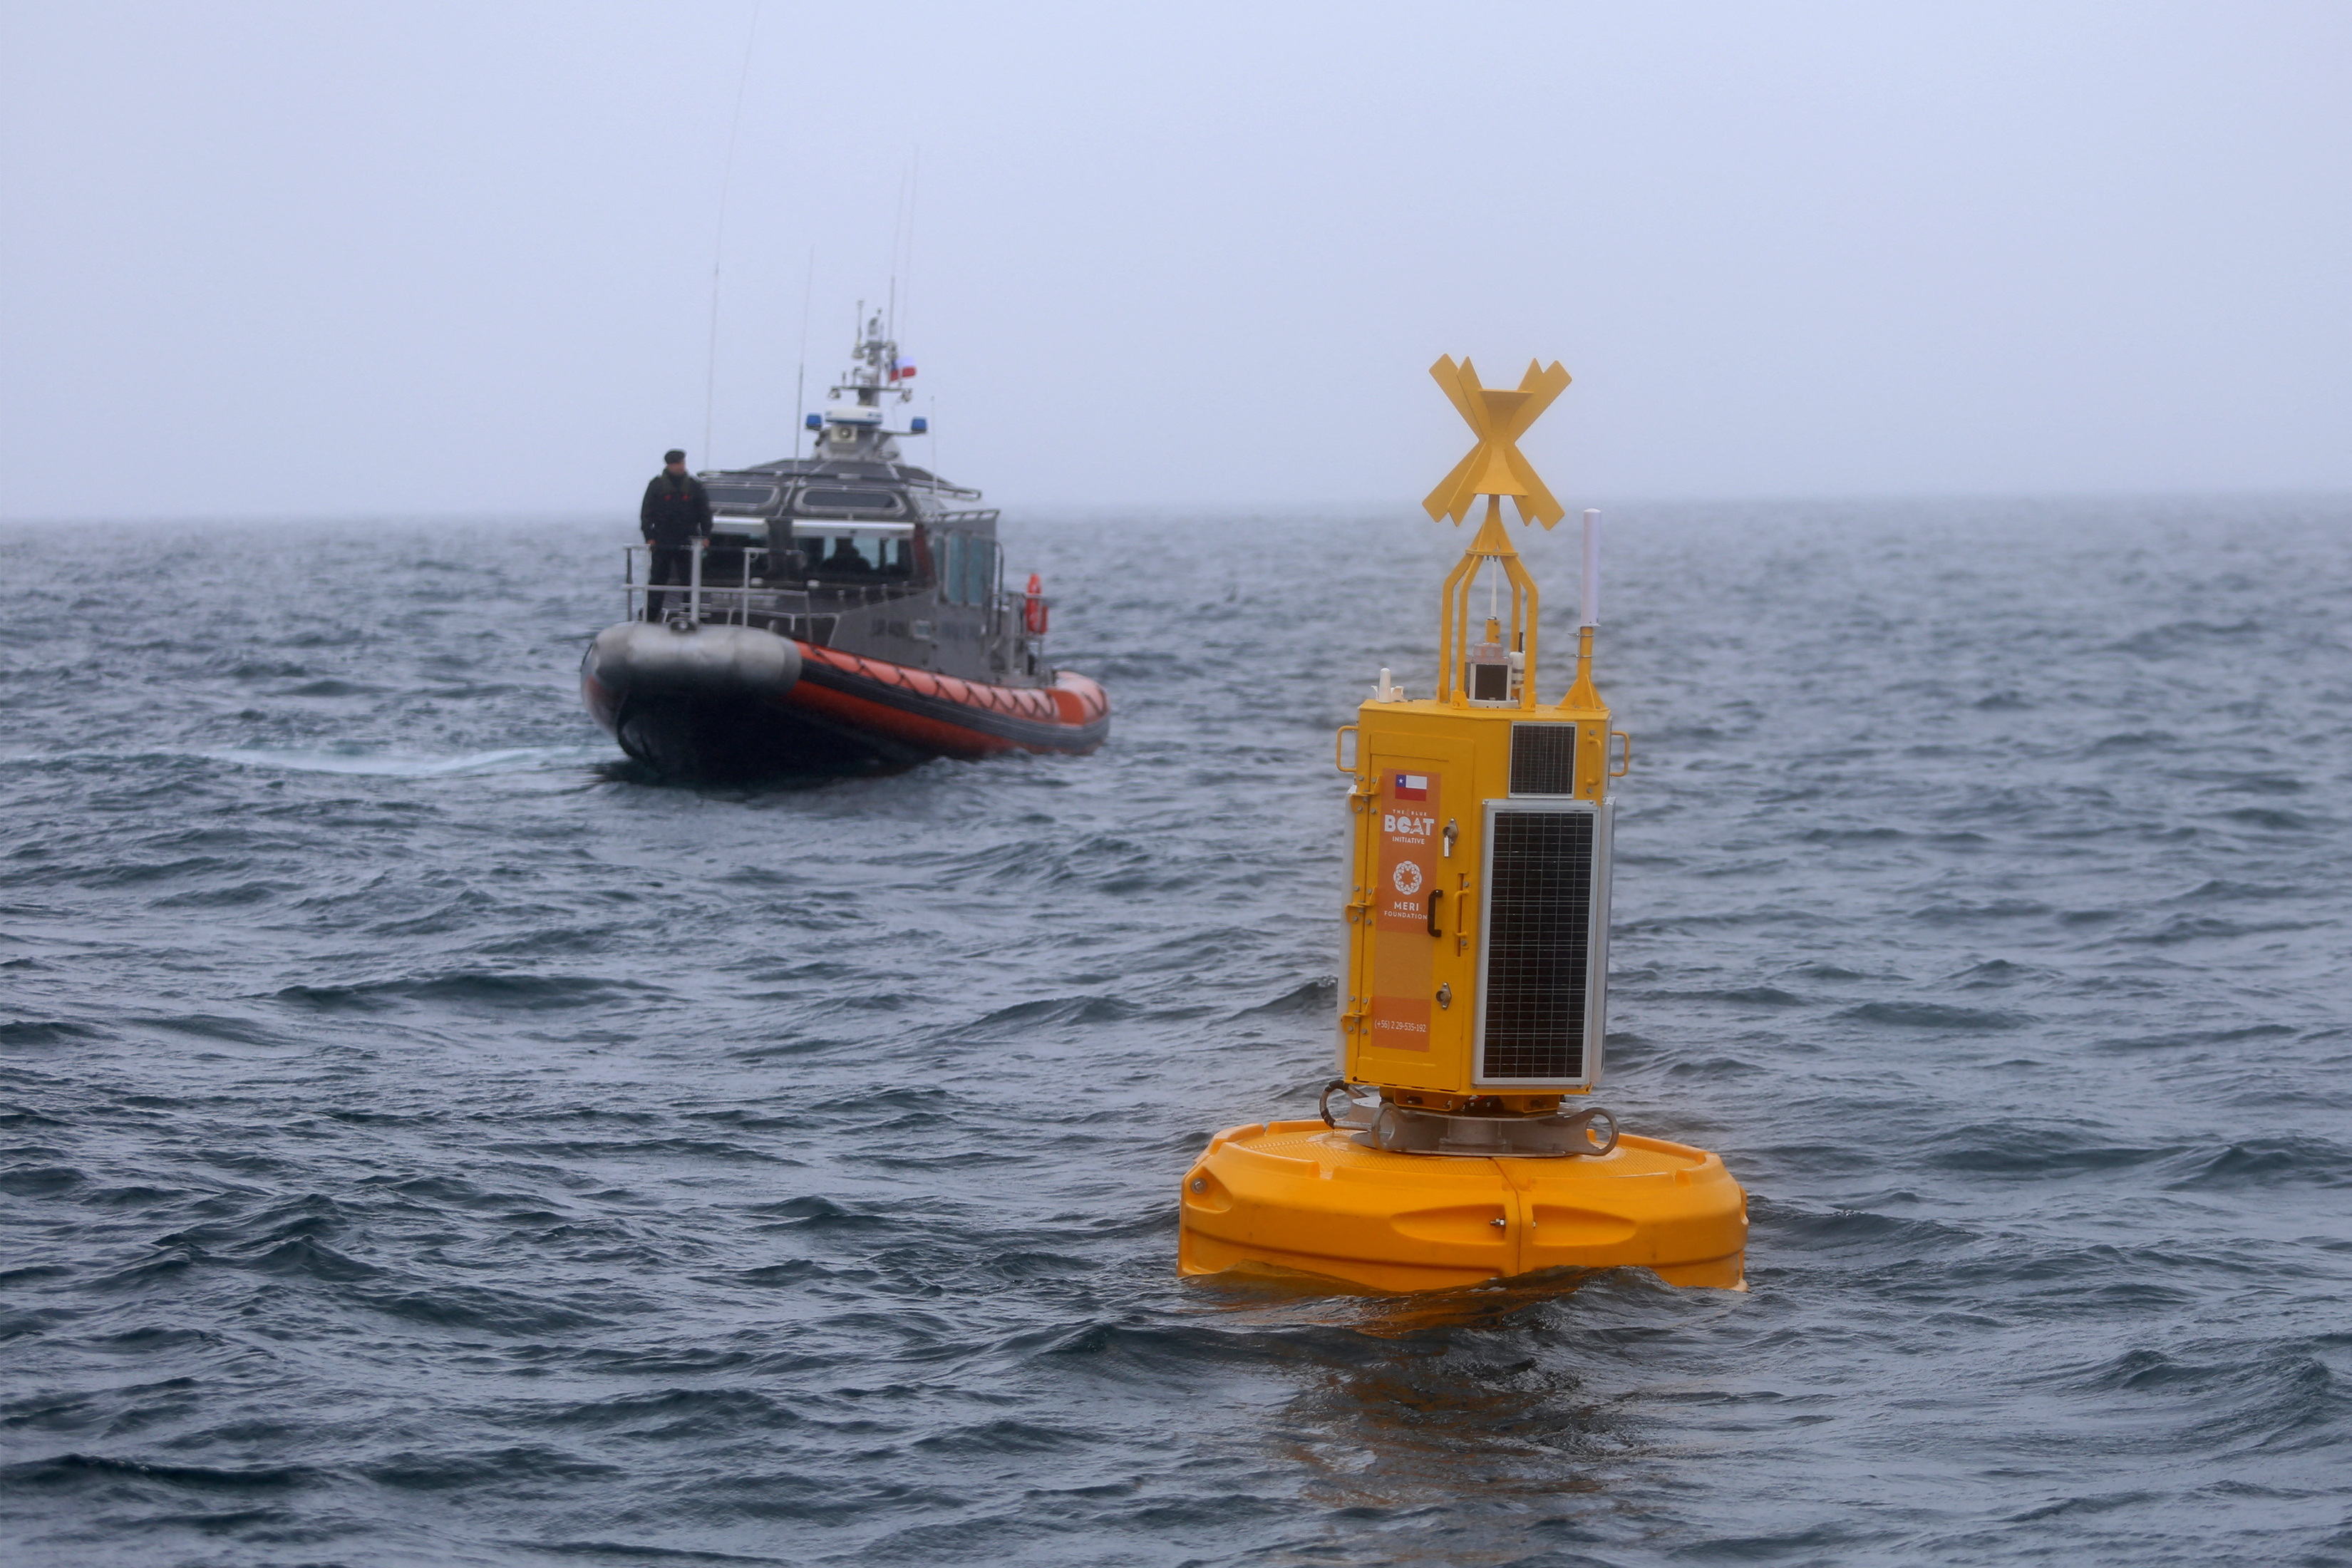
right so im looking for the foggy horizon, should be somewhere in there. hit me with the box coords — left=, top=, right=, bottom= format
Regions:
left=7, top=488, right=2351, bottom=534
left=4, top=1, right=2348, bottom=522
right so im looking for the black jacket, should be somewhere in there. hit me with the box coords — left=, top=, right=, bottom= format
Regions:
left=641, top=472, right=713, bottom=547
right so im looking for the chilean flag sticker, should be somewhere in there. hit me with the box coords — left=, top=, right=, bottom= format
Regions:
left=1393, top=772, right=1430, bottom=800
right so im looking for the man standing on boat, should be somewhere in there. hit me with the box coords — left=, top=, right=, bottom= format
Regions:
left=640, top=450, right=713, bottom=622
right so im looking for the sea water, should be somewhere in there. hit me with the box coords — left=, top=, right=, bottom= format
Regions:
left=3, top=501, right=2348, bottom=1566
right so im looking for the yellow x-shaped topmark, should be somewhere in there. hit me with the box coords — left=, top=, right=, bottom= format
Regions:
left=1422, top=356, right=1572, bottom=527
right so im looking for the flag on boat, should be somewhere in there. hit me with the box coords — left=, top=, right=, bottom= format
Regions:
left=1393, top=773, right=1430, bottom=800
left=890, top=360, right=917, bottom=382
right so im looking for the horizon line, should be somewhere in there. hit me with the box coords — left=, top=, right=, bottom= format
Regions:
left=6, top=485, right=2352, bottom=530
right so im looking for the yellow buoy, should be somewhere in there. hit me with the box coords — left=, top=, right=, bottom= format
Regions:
left=1177, top=356, right=1748, bottom=1293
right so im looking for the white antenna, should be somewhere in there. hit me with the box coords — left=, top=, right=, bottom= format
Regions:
left=702, top=0, right=763, bottom=468
left=886, top=164, right=907, bottom=344
left=791, top=247, right=814, bottom=458
left=899, top=148, right=919, bottom=359
left=1581, top=508, right=1601, bottom=626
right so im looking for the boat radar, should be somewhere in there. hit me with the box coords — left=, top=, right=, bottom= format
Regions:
left=810, top=308, right=921, bottom=444
left=1177, top=356, right=1748, bottom=1294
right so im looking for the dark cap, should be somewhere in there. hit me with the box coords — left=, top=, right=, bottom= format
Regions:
left=664, top=448, right=686, bottom=465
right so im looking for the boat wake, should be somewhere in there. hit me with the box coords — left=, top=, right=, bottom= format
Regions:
left=210, top=744, right=607, bottom=777
left=0, top=744, right=607, bottom=778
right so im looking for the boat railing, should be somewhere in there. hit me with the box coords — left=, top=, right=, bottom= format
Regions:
left=620, top=543, right=1044, bottom=669
left=623, top=542, right=893, bottom=626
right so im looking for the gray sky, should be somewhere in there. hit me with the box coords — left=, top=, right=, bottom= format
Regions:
left=3, top=1, right=2347, bottom=520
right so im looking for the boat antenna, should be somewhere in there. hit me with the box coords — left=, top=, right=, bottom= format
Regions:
left=792, top=246, right=814, bottom=458
left=885, top=165, right=903, bottom=344
left=899, top=150, right=918, bottom=353
left=702, top=0, right=762, bottom=469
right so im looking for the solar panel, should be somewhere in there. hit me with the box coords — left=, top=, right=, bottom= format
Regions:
left=1509, top=723, right=1577, bottom=795
left=1479, top=808, right=1594, bottom=1081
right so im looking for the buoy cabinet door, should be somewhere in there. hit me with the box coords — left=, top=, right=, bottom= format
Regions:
left=1346, top=751, right=1461, bottom=1089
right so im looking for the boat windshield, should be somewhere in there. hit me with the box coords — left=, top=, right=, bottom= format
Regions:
left=706, top=482, right=780, bottom=512
left=794, top=485, right=904, bottom=517
left=798, top=524, right=917, bottom=579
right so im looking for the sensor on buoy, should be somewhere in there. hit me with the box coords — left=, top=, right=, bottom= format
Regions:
left=1177, top=356, right=1748, bottom=1293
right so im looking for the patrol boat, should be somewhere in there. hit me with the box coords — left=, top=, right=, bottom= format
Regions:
left=580, top=312, right=1110, bottom=776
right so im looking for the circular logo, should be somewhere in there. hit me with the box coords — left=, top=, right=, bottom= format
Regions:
left=1392, top=861, right=1423, bottom=895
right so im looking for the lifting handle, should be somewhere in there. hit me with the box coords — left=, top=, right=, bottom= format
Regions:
left=1427, top=887, right=1445, bottom=937
left=1610, top=730, right=1631, bottom=778
left=1334, top=724, right=1358, bottom=775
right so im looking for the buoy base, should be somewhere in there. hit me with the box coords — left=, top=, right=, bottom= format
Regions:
left=1178, top=1119, right=1746, bottom=1294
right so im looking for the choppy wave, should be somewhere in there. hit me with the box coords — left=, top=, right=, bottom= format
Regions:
left=3, top=504, right=2351, bottom=1565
